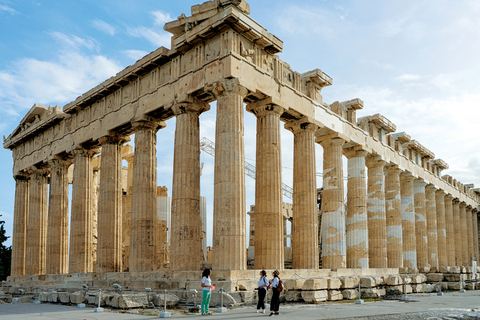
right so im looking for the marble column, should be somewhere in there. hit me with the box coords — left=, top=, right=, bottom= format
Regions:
left=46, top=157, right=72, bottom=274
left=425, top=185, right=438, bottom=269
left=212, top=80, right=248, bottom=270
left=413, top=179, right=428, bottom=269
left=444, top=195, right=455, bottom=266
left=466, top=206, right=474, bottom=263
left=11, top=173, right=30, bottom=276
left=385, top=165, right=403, bottom=268
left=435, top=190, right=447, bottom=267
left=97, top=133, right=128, bottom=272
left=287, top=122, right=319, bottom=269
left=366, top=156, right=387, bottom=268
left=460, top=202, right=468, bottom=265
left=69, top=148, right=96, bottom=274
left=170, top=101, right=209, bottom=271
left=400, top=173, right=416, bottom=268
left=129, top=119, right=166, bottom=272
left=26, top=168, right=49, bottom=275
left=344, top=148, right=368, bottom=269
left=473, top=209, right=479, bottom=261
left=251, top=103, right=284, bottom=270
left=318, top=135, right=346, bottom=269
left=453, top=199, right=462, bottom=266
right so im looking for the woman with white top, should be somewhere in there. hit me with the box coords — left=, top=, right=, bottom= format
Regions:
left=269, top=270, right=280, bottom=316
left=256, top=270, right=268, bottom=313
left=200, top=268, right=213, bottom=315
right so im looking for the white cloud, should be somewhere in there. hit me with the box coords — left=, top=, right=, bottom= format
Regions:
left=50, top=32, right=99, bottom=51
left=92, top=19, right=116, bottom=36
left=274, top=5, right=338, bottom=38
left=0, top=33, right=122, bottom=117
left=127, top=26, right=171, bottom=48
left=151, top=11, right=173, bottom=26
left=0, top=4, right=18, bottom=14
left=123, top=49, right=149, bottom=61
left=395, top=74, right=422, bottom=82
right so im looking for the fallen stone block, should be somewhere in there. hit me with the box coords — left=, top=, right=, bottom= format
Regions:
left=412, top=284, right=427, bottom=293
left=70, top=291, right=85, bottom=304
left=284, top=279, right=305, bottom=290
left=426, top=273, right=444, bottom=282
left=360, top=277, right=376, bottom=288
left=285, top=290, right=302, bottom=302
left=341, top=289, right=358, bottom=300
left=385, top=275, right=402, bottom=286
left=209, top=292, right=236, bottom=307
left=340, top=276, right=360, bottom=289
left=59, top=292, right=70, bottom=304
left=327, top=278, right=342, bottom=290
left=361, top=289, right=381, bottom=298
left=328, top=290, right=343, bottom=301
left=303, top=279, right=328, bottom=290
left=301, top=290, right=327, bottom=303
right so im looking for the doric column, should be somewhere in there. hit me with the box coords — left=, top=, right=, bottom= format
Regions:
left=413, top=179, right=428, bottom=269
left=435, top=190, right=447, bottom=267
left=318, top=135, right=346, bottom=269
left=466, top=206, right=474, bottom=263
left=97, top=133, right=129, bottom=272
left=444, top=195, right=455, bottom=266
left=344, top=148, right=368, bottom=269
left=453, top=199, right=462, bottom=266
left=212, top=80, right=248, bottom=270
left=26, top=168, right=49, bottom=275
left=11, top=173, right=30, bottom=276
left=366, top=156, right=387, bottom=268
left=129, top=118, right=166, bottom=272
left=460, top=202, right=468, bottom=265
left=473, top=209, right=479, bottom=261
left=425, top=185, right=438, bottom=269
left=400, top=173, right=416, bottom=268
left=286, top=121, right=319, bottom=269
left=69, top=148, right=97, bottom=273
left=249, top=102, right=284, bottom=270
left=170, top=101, right=209, bottom=271
left=46, top=157, right=72, bottom=274
left=385, top=165, right=403, bottom=268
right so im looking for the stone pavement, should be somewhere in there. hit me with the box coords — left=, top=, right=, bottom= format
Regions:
left=2, top=291, right=480, bottom=319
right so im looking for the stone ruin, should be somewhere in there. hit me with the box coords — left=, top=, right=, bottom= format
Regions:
left=3, top=0, right=480, bottom=309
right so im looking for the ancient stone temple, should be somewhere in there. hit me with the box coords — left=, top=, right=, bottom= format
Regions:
left=3, top=0, right=480, bottom=303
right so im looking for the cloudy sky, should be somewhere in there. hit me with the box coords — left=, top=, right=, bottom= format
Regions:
left=0, top=0, right=479, bottom=248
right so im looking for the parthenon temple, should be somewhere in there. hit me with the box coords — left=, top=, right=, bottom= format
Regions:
left=3, top=0, right=480, bottom=303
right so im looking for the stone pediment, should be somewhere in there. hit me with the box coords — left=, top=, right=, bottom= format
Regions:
left=4, top=104, right=64, bottom=149
left=164, top=0, right=282, bottom=54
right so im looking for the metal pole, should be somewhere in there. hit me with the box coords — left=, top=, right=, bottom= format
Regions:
left=98, top=289, right=101, bottom=308
left=164, top=289, right=167, bottom=313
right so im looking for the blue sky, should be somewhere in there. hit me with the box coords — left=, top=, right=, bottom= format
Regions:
left=0, top=0, right=479, bottom=248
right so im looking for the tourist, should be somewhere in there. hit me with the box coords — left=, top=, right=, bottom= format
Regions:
left=201, top=268, right=213, bottom=315
left=269, top=270, right=280, bottom=316
left=256, top=270, right=269, bottom=313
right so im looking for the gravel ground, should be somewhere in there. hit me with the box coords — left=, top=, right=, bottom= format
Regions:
left=345, top=309, right=480, bottom=320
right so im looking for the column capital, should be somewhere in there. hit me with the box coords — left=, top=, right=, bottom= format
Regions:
left=473, top=208, right=478, bottom=214
left=445, top=194, right=454, bottom=200
left=98, top=133, right=130, bottom=146
left=366, top=155, right=386, bottom=168
left=459, top=202, right=467, bottom=208
left=400, top=171, right=415, bottom=181
left=343, top=146, right=368, bottom=159
left=247, top=103, right=284, bottom=118
left=452, top=198, right=460, bottom=204
left=316, top=133, right=348, bottom=147
left=26, top=166, right=50, bottom=177
left=48, top=155, right=73, bottom=168
left=425, top=184, right=437, bottom=192
left=413, top=178, right=427, bottom=188
left=131, top=117, right=166, bottom=132
left=205, top=78, right=249, bottom=98
left=284, top=120, right=318, bottom=135
left=72, top=147, right=99, bottom=158
left=172, top=98, right=210, bottom=116
left=385, top=164, right=402, bottom=174
left=14, top=172, right=30, bottom=181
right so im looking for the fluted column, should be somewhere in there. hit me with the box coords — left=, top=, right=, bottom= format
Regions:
left=400, top=173, right=416, bottom=268
left=97, top=133, right=129, bottom=272
left=444, top=195, right=455, bottom=266
left=344, top=148, right=368, bottom=269
left=11, top=173, right=30, bottom=276
left=425, top=185, right=438, bottom=269
left=460, top=202, right=468, bottom=265
left=385, top=165, right=403, bottom=268
left=466, top=206, right=474, bottom=263
left=318, top=135, right=346, bottom=269
left=46, top=157, right=72, bottom=274
left=413, top=179, right=428, bottom=268
left=473, top=209, right=479, bottom=261
left=212, top=80, right=248, bottom=270
left=170, top=101, right=209, bottom=271
left=26, top=168, right=49, bottom=275
left=286, top=122, right=318, bottom=269
left=250, top=103, right=284, bottom=270
left=129, top=118, right=166, bottom=272
left=435, top=190, right=447, bottom=267
left=453, top=199, right=462, bottom=266
left=366, top=156, right=387, bottom=268
left=69, top=148, right=97, bottom=273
